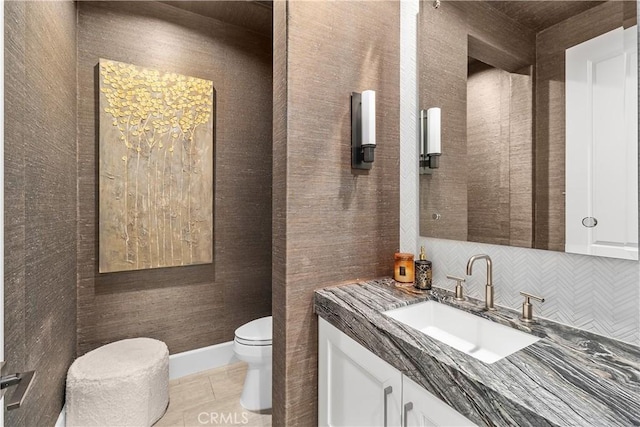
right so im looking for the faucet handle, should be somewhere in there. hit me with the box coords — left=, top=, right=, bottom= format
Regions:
left=446, top=275, right=465, bottom=301
left=520, top=291, right=545, bottom=322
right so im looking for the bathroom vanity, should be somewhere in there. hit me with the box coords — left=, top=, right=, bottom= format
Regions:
left=315, top=278, right=640, bottom=426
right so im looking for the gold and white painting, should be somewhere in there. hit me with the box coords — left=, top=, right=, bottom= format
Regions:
left=99, top=59, right=214, bottom=273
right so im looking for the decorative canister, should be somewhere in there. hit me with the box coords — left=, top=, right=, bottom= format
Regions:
left=414, top=246, right=433, bottom=290
left=394, top=253, right=415, bottom=283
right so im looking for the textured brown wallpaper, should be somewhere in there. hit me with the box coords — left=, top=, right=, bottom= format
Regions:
left=162, top=1, right=272, bottom=36
left=485, top=1, right=607, bottom=33
left=508, top=69, right=534, bottom=248
left=534, top=1, right=635, bottom=251
left=272, top=0, right=288, bottom=425
left=77, top=1, right=272, bottom=355
left=418, top=1, right=535, bottom=241
left=467, top=62, right=533, bottom=247
left=273, top=1, right=400, bottom=425
left=467, top=64, right=512, bottom=246
left=419, top=2, right=469, bottom=241
left=4, top=1, right=77, bottom=425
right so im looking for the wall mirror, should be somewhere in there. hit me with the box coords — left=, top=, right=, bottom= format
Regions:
left=418, top=0, right=639, bottom=260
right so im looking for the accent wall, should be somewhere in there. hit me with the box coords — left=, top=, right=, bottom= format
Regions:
left=273, top=1, right=400, bottom=424
left=4, top=1, right=78, bottom=424
left=76, top=1, right=273, bottom=355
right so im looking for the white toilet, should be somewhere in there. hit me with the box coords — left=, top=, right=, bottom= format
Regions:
left=233, top=315, right=272, bottom=412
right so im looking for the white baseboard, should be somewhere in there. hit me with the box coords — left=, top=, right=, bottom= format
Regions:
left=54, top=405, right=66, bottom=427
left=54, top=341, right=236, bottom=426
left=169, top=340, right=237, bottom=380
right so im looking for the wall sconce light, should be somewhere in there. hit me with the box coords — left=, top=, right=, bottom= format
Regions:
left=351, top=90, right=376, bottom=170
left=420, top=107, right=441, bottom=174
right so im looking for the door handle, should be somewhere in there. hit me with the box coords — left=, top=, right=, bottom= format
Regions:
left=383, top=386, right=393, bottom=427
left=403, top=402, right=413, bottom=427
left=0, top=367, right=36, bottom=410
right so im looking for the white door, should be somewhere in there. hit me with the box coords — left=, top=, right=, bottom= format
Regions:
left=565, top=26, right=638, bottom=260
left=403, top=376, right=476, bottom=427
left=318, top=318, right=402, bottom=427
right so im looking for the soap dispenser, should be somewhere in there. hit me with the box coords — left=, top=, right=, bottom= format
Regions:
left=414, top=246, right=433, bottom=290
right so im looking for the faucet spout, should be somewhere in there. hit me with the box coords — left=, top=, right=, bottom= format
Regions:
left=465, top=254, right=495, bottom=310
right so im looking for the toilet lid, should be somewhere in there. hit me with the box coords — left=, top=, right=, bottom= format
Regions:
left=235, top=316, right=272, bottom=346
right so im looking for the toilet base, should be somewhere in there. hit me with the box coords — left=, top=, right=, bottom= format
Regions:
left=233, top=316, right=273, bottom=413
left=240, top=364, right=272, bottom=412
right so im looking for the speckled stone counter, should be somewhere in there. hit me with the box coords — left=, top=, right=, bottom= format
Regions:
left=314, top=278, right=640, bottom=427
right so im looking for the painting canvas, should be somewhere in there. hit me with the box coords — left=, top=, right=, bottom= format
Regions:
left=99, top=59, right=214, bottom=273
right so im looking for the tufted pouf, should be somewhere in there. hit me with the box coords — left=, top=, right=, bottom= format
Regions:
left=66, top=338, right=169, bottom=427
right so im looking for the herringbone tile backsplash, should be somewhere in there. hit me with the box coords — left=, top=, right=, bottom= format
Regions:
left=417, top=238, right=640, bottom=346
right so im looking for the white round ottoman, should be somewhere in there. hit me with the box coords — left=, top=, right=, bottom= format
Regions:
left=66, top=338, right=169, bottom=427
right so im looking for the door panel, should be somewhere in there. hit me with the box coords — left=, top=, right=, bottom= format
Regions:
left=403, top=376, right=476, bottom=427
left=319, top=318, right=402, bottom=427
left=565, top=26, right=638, bottom=260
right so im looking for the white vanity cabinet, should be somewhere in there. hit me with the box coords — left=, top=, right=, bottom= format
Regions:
left=318, top=318, right=477, bottom=427
left=318, top=318, right=402, bottom=426
left=402, top=376, right=476, bottom=427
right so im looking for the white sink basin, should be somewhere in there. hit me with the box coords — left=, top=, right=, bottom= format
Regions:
left=383, top=301, right=540, bottom=364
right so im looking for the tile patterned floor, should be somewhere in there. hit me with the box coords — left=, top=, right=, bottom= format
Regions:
left=154, top=362, right=272, bottom=427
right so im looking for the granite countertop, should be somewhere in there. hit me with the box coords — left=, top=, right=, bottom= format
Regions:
left=314, top=278, right=640, bottom=427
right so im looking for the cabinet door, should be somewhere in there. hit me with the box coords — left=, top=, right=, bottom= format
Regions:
left=565, top=25, right=638, bottom=260
left=402, top=376, right=476, bottom=427
left=319, top=318, right=402, bottom=427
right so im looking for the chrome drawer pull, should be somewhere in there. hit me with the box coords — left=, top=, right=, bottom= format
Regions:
left=383, top=386, right=393, bottom=427
left=403, top=401, right=414, bottom=427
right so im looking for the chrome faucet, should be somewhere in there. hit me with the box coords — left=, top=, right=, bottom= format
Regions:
left=466, top=254, right=496, bottom=311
